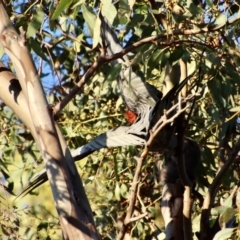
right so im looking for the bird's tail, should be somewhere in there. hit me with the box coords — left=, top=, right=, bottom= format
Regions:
left=100, top=14, right=129, bottom=66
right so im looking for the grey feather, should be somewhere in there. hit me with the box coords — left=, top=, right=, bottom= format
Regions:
left=17, top=17, right=192, bottom=198
left=16, top=113, right=152, bottom=198
left=100, top=15, right=162, bottom=113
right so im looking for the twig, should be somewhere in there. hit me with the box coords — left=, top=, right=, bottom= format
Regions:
left=140, top=93, right=199, bottom=158
left=117, top=92, right=199, bottom=239
left=128, top=213, right=148, bottom=223
left=53, top=48, right=106, bottom=116
left=149, top=94, right=198, bottom=143
left=152, top=39, right=216, bottom=50
left=51, top=14, right=239, bottom=116
left=55, top=21, right=93, bottom=49
left=200, top=136, right=240, bottom=240
left=117, top=156, right=145, bottom=240
left=148, top=0, right=168, bottom=29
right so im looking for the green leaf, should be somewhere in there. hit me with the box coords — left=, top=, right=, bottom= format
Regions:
left=169, top=48, right=185, bottom=63
left=159, top=50, right=170, bottom=69
left=202, top=146, right=214, bottom=168
left=119, top=0, right=130, bottom=12
left=229, top=106, right=240, bottom=112
left=135, top=3, right=148, bottom=14
left=208, top=80, right=226, bottom=108
left=147, top=47, right=167, bottom=76
left=101, top=0, right=117, bottom=24
left=209, top=105, right=220, bottom=123
left=81, top=4, right=96, bottom=35
left=106, top=191, right=113, bottom=200
left=236, top=191, right=240, bottom=209
left=29, top=38, right=48, bottom=62
left=206, top=0, right=213, bottom=7
left=51, top=0, right=73, bottom=20
left=115, top=183, right=121, bottom=200
left=120, top=183, right=128, bottom=198
left=105, top=63, right=122, bottom=82
left=37, top=222, right=48, bottom=230
left=128, top=14, right=145, bottom=28
left=128, top=0, right=136, bottom=10
left=92, top=17, right=101, bottom=49
left=225, top=62, right=240, bottom=85
left=132, top=44, right=155, bottom=64
left=219, top=208, right=236, bottom=225
left=147, top=48, right=165, bottom=69
left=209, top=13, right=227, bottom=30
left=72, top=0, right=86, bottom=8
left=213, top=228, right=235, bottom=240
left=219, top=120, right=235, bottom=144
left=188, top=3, right=204, bottom=16
left=151, top=9, right=160, bottom=14
left=73, top=33, right=84, bottom=52
left=192, top=214, right=200, bottom=232
left=27, top=6, right=44, bottom=38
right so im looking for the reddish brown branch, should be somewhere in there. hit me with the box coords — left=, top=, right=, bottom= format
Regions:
left=117, top=92, right=199, bottom=239
left=200, top=136, right=240, bottom=240
left=52, top=15, right=240, bottom=115
left=117, top=156, right=145, bottom=240
left=53, top=49, right=106, bottom=116
left=176, top=107, right=193, bottom=240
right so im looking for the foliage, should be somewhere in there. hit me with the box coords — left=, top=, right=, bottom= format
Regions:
left=0, top=0, right=240, bottom=239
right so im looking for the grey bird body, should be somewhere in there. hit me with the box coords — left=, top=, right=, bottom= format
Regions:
left=101, top=15, right=162, bottom=116
left=17, top=16, right=192, bottom=198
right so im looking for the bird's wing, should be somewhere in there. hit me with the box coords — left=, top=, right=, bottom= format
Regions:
left=100, top=15, right=161, bottom=110
left=72, top=125, right=147, bottom=159
left=17, top=76, right=191, bottom=198
left=16, top=118, right=151, bottom=198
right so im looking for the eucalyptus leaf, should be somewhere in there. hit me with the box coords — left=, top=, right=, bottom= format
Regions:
left=81, top=4, right=96, bottom=35
left=92, top=17, right=101, bottom=49
left=213, top=228, right=235, bottom=240
left=101, top=0, right=117, bottom=24
left=115, top=183, right=121, bottom=200
left=169, top=48, right=185, bottom=63
left=206, top=0, right=213, bottom=7
left=229, top=106, right=240, bottom=112
left=208, top=13, right=227, bottom=30
left=120, top=183, right=128, bottom=198
left=208, top=80, right=226, bottom=108
left=52, top=0, right=73, bottom=20
left=105, top=63, right=122, bottom=82
left=27, top=6, right=44, bottom=38
left=219, top=208, right=236, bottom=225
left=147, top=48, right=164, bottom=76
left=71, top=0, right=86, bottom=8
left=29, top=38, right=48, bottom=62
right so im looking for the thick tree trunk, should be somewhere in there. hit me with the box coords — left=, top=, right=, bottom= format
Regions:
left=0, top=1, right=99, bottom=239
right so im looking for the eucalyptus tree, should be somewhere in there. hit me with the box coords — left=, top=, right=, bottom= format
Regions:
left=0, top=1, right=240, bottom=240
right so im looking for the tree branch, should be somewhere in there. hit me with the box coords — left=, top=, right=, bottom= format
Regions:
left=200, top=136, right=240, bottom=240
left=145, top=93, right=199, bottom=154
left=52, top=16, right=237, bottom=116
left=176, top=101, right=193, bottom=240
left=117, top=155, right=145, bottom=240
left=117, top=92, right=199, bottom=239
left=53, top=48, right=106, bottom=116
left=0, top=1, right=99, bottom=239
